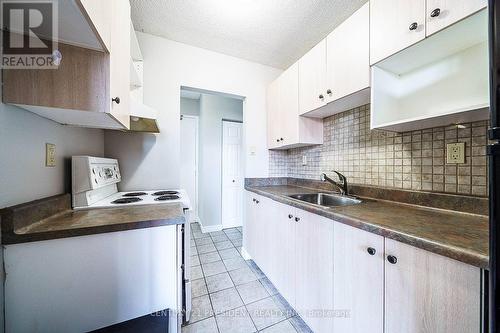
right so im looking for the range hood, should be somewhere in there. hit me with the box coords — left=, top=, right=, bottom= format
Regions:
left=128, top=97, right=160, bottom=133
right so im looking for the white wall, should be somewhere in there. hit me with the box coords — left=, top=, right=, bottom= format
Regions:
left=0, top=104, right=104, bottom=209
left=197, top=94, right=243, bottom=227
left=105, top=33, right=282, bottom=191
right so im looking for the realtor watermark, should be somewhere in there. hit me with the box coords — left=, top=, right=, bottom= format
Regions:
left=1, top=0, right=60, bottom=69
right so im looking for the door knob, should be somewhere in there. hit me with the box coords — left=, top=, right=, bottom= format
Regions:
left=367, top=247, right=376, bottom=256
left=387, top=255, right=398, bottom=264
left=112, top=97, right=121, bottom=104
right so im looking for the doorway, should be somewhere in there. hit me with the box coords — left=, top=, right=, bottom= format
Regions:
left=221, top=120, right=243, bottom=229
left=179, top=87, right=244, bottom=232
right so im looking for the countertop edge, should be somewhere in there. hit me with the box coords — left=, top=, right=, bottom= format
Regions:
left=245, top=185, right=489, bottom=269
left=2, top=214, right=186, bottom=245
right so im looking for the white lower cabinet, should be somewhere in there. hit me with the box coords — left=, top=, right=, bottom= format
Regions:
left=384, top=239, right=481, bottom=333
left=295, top=209, right=334, bottom=333
left=243, top=191, right=482, bottom=333
left=333, top=223, right=384, bottom=333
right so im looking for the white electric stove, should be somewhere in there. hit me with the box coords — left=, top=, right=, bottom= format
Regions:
left=71, top=156, right=192, bottom=324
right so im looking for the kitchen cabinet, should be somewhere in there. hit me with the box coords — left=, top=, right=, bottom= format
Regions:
left=267, top=63, right=323, bottom=150
left=384, top=239, right=481, bottom=333
left=78, top=0, right=112, bottom=51
left=426, top=0, right=487, bottom=36
left=371, top=8, right=489, bottom=132
left=298, top=39, right=327, bottom=114
left=370, top=0, right=426, bottom=65
left=267, top=201, right=296, bottom=304
left=2, top=0, right=132, bottom=130
left=109, top=0, right=131, bottom=129
left=244, top=191, right=482, bottom=333
left=295, top=209, right=334, bottom=333
left=294, top=4, right=370, bottom=118
left=333, top=223, right=384, bottom=333
left=325, top=3, right=370, bottom=109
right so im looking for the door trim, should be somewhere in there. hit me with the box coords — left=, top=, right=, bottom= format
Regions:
left=180, top=114, right=199, bottom=222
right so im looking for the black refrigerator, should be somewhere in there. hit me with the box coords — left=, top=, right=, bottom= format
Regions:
left=489, top=0, right=500, bottom=332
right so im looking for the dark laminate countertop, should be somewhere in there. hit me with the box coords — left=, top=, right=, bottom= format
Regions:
left=246, top=184, right=489, bottom=269
left=1, top=194, right=185, bottom=245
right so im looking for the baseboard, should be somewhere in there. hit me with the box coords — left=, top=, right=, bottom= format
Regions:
left=200, top=224, right=223, bottom=233
left=240, top=247, right=251, bottom=260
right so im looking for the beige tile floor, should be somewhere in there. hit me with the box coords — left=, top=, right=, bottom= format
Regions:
left=183, top=223, right=313, bottom=333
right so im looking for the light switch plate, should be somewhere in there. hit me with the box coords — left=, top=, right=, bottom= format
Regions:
left=46, top=143, right=56, bottom=167
left=446, top=142, right=465, bottom=164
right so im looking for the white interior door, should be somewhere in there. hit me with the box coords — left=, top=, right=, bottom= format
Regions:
left=180, top=115, right=198, bottom=221
left=222, top=121, right=243, bottom=228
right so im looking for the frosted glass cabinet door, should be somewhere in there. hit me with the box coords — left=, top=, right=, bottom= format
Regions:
left=426, top=0, right=487, bottom=36
left=384, top=239, right=481, bottom=333
left=370, top=0, right=426, bottom=65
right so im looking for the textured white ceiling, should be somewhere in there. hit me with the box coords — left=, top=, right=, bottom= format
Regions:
left=130, top=0, right=368, bottom=69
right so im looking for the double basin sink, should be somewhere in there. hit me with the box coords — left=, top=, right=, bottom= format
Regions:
left=288, top=193, right=362, bottom=208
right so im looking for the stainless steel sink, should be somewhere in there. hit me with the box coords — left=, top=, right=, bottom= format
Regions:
left=288, top=193, right=362, bottom=207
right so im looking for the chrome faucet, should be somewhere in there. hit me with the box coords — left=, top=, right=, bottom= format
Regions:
left=321, top=171, right=348, bottom=195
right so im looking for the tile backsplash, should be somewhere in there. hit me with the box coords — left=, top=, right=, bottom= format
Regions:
left=269, top=104, right=489, bottom=197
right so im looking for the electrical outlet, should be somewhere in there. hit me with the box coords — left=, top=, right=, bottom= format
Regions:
left=446, top=142, right=465, bottom=164
left=46, top=143, right=56, bottom=167
left=302, top=155, right=307, bottom=166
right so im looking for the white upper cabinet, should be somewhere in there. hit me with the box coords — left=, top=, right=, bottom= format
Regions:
left=77, top=0, right=112, bottom=51
left=326, top=3, right=370, bottom=102
left=267, top=63, right=323, bottom=150
left=426, top=0, right=487, bottom=36
left=299, top=39, right=328, bottom=114
left=384, top=239, right=481, bottom=333
left=370, top=0, right=426, bottom=65
left=109, top=0, right=131, bottom=129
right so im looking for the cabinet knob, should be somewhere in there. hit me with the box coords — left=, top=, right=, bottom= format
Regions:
left=288, top=214, right=293, bottom=219
left=276, top=139, right=280, bottom=142
left=295, top=217, right=300, bottom=222
left=318, top=94, right=324, bottom=100
left=256, top=200, right=260, bottom=204
left=252, top=198, right=256, bottom=202
left=280, top=138, right=284, bottom=141
left=327, top=89, right=332, bottom=95
left=387, top=255, right=398, bottom=264
left=430, top=8, right=441, bottom=18
left=367, top=247, right=376, bottom=256
left=112, top=97, right=121, bottom=104
left=409, top=22, right=418, bottom=31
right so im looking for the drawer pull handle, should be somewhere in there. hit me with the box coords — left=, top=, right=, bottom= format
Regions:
left=387, top=255, right=398, bottom=264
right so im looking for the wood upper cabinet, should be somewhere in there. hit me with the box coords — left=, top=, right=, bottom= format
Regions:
left=109, top=0, right=131, bottom=129
left=370, top=0, right=426, bottom=65
left=326, top=3, right=370, bottom=102
left=295, top=209, right=334, bottom=333
left=333, top=223, right=384, bottom=333
left=426, top=0, right=487, bottom=36
left=299, top=39, right=327, bottom=114
left=2, top=0, right=131, bottom=130
left=384, top=239, right=481, bottom=333
left=267, top=63, right=323, bottom=150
